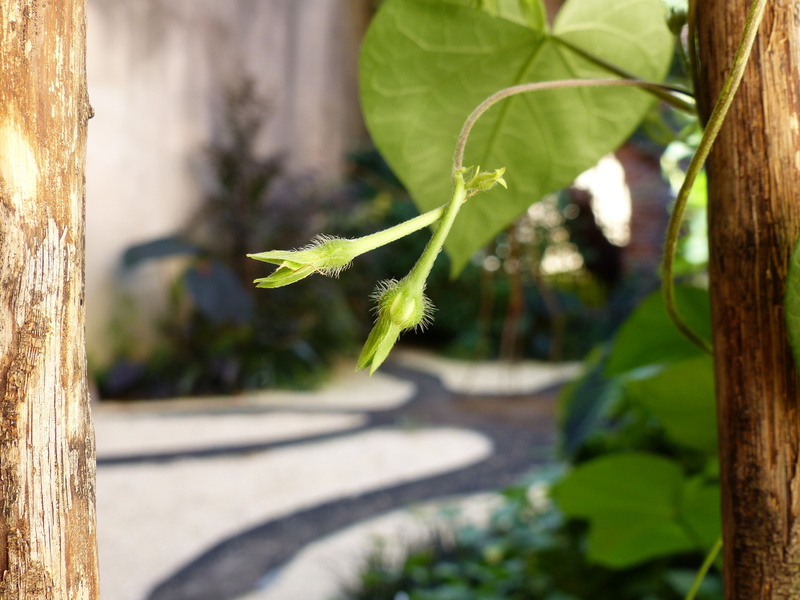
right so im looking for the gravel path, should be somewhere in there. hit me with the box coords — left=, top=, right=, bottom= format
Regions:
left=94, top=352, right=577, bottom=600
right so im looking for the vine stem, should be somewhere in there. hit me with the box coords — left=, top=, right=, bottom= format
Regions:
left=453, top=78, right=693, bottom=173
left=684, top=537, right=723, bottom=600
left=405, top=172, right=468, bottom=290
left=553, top=39, right=697, bottom=114
left=357, top=202, right=448, bottom=251
left=661, top=0, right=767, bottom=355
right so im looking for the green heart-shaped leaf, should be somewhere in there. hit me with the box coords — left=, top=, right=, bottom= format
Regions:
left=553, top=452, right=713, bottom=567
left=360, top=0, right=674, bottom=273
left=606, top=285, right=712, bottom=376
left=625, top=355, right=717, bottom=455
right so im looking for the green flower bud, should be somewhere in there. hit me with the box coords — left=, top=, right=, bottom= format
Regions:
left=249, top=202, right=451, bottom=290
left=248, top=235, right=357, bottom=288
left=357, top=279, right=434, bottom=374
left=377, top=279, right=431, bottom=330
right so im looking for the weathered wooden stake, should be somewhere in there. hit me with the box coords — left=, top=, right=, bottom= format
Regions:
left=0, top=1, right=100, bottom=598
left=698, top=1, right=800, bottom=597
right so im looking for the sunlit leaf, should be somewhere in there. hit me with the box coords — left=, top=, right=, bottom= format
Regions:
left=360, top=0, right=673, bottom=273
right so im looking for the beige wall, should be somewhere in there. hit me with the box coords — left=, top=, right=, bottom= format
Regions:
left=85, top=0, right=371, bottom=364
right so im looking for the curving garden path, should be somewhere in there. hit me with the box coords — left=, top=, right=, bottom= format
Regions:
left=94, top=351, right=577, bottom=600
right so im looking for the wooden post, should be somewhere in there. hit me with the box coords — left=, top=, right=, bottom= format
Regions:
left=697, top=1, right=800, bottom=597
left=0, top=1, right=100, bottom=598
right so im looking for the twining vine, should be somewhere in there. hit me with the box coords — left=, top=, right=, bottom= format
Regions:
left=662, top=0, right=767, bottom=356
left=249, top=1, right=769, bottom=590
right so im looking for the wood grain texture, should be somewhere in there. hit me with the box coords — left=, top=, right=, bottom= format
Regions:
left=697, top=1, right=800, bottom=597
left=0, top=1, right=99, bottom=598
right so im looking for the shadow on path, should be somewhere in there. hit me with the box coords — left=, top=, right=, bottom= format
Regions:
left=138, top=363, right=561, bottom=600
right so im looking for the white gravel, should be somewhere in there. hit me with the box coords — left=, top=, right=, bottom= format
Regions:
left=393, top=349, right=582, bottom=395
left=93, top=362, right=494, bottom=600
left=96, top=428, right=491, bottom=600
left=93, top=353, right=572, bottom=600
left=95, top=410, right=366, bottom=458
left=96, top=364, right=415, bottom=414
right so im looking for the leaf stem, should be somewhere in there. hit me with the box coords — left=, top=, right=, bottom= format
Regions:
left=357, top=203, right=448, bottom=252
left=552, top=38, right=696, bottom=113
left=405, top=172, right=468, bottom=289
left=453, top=78, right=693, bottom=173
left=661, top=0, right=767, bottom=355
left=683, top=537, right=722, bottom=600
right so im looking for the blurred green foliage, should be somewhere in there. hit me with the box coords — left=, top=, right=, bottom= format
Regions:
left=97, top=83, right=361, bottom=398
left=337, top=286, right=721, bottom=600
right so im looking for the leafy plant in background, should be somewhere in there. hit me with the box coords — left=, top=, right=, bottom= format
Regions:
left=556, top=286, right=718, bottom=567
left=337, top=286, right=721, bottom=600
left=98, top=83, right=361, bottom=398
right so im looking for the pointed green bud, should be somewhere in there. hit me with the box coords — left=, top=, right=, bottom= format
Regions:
left=248, top=235, right=357, bottom=288
left=356, top=279, right=434, bottom=374
left=249, top=204, right=452, bottom=289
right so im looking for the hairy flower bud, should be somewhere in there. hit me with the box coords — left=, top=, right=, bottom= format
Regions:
left=357, top=279, right=434, bottom=374
left=249, top=235, right=357, bottom=288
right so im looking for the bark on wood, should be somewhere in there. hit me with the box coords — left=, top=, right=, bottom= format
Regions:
left=0, top=1, right=99, bottom=598
left=697, top=2, right=800, bottom=597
